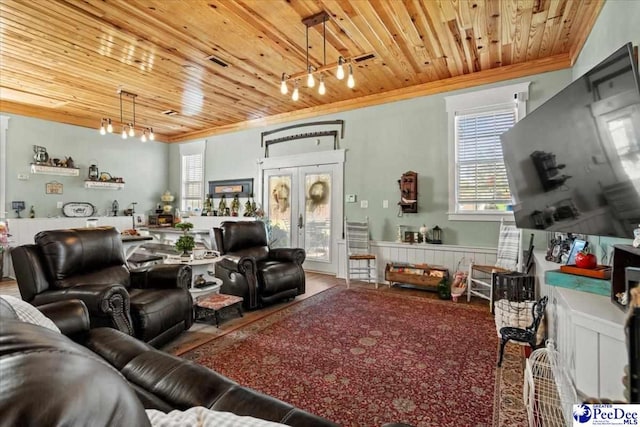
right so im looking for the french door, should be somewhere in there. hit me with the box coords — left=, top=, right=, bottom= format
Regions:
left=260, top=151, right=344, bottom=274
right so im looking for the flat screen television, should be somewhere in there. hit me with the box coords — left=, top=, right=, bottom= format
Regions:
left=501, top=43, right=640, bottom=238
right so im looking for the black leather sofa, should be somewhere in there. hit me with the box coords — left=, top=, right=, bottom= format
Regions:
left=0, top=298, right=337, bottom=427
left=11, top=226, right=193, bottom=347
left=213, top=221, right=306, bottom=309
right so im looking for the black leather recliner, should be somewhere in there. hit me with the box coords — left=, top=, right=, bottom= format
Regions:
left=213, top=221, right=305, bottom=310
left=0, top=298, right=338, bottom=427
left=11, top=226, right=193, bottom=347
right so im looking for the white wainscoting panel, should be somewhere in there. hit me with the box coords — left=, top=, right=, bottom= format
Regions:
left=337, top=240, right=498, bottom=282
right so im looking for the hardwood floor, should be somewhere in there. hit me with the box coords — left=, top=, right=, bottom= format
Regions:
left=0, top=273, right=490, bottom=356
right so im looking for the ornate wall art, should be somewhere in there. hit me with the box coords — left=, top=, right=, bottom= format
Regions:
left=208, top=178, right=253, bottom=197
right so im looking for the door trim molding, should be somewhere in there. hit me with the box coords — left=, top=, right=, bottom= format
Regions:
left=258, top=150, right=345, bottom=275
left=258, top=149, right=345, bottom=171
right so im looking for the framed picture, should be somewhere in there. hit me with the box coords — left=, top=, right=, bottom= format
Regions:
left=404, top=231, right=415, bottom=243
left=45, top=181, right=63, bottom=194
left=208, top=178, right=253, bottom=197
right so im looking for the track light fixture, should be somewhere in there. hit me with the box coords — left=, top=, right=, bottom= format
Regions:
left=99, top=89, right=154, bottom=142
left=280, top=11, right=357, bottom=101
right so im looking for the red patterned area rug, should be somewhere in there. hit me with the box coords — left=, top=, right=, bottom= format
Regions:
left=183, top=287, right=527, bottom=427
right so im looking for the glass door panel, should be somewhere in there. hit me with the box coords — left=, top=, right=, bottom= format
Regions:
left=265, top=172, right=293, bottom=248
left=303, top=172, right=331, bottom=263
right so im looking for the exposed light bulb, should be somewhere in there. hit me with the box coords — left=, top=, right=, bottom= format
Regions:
left=149, top=128, right=155, bottom=141
left=106, top=118, right=113, bottom=133
left=347, top=64, right=355, bottom=88
left=292, top=82, right=299, bottom=101
left=318, top=77, right=326, bottom=95
left=280, top=73, right=288, bottom=95
left=141, top=131, right=147, bottom=142
left=336, top=56, right=345, bottom=80
left=128, top=124, right=135, bottom=137
left=121, top=128, right=128, bottom=139
left=307, top=67, right=315, bottom=88
left=99, top=120, right=106, bottom=135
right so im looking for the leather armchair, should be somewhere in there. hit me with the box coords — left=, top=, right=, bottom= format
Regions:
left=11, top=226, right=193, bottom=347
left=213, top=221, right=305, bottom=309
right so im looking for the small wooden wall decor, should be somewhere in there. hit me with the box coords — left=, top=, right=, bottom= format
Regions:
left=45, top=181, right=63, bottom=195
left=398, top=171, right=418, bottom=213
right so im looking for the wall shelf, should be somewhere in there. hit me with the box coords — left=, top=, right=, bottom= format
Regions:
left=30, top=164, right=80, bottom=176
left=84, top=180, right=124, bottom=190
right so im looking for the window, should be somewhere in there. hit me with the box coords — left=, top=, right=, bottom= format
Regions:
left=456, top=107, right=515, bottom=213
left=445, top=82, right=529, bottom=221
left=179, top=141, right=205, bottom=214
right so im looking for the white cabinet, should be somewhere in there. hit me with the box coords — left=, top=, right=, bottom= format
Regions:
left=545, top=283, right=627, bottom=400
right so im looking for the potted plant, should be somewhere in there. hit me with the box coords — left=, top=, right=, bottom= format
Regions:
left=174, top=222, right=195, bottom=259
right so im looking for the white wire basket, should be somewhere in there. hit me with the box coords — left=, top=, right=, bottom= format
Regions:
left=523, top=340, right=577, bottom=426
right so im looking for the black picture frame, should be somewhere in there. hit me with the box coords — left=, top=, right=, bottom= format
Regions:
left=208, top=178, right=253, bottom=197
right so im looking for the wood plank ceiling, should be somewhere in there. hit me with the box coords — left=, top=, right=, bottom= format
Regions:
left=0, top=0, right=604, bottom=143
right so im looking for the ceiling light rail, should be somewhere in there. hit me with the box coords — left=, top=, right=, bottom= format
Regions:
left=99, top=89, right=155, bottom=142
left=280, top=11, right=357, bottom=101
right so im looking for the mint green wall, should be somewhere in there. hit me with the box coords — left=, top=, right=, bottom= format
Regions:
left=573, top=0, right=640, bottom=80
left=169, top=68, right=571, bottom=247
left=3, top=114, right=170, bottom=217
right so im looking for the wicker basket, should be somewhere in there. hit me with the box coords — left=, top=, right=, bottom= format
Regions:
left=493, top=272, right=543, bottom=342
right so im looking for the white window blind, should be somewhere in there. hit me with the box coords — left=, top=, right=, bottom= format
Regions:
left=181, top=153, right=204, bottom=212
left=455, top=107, right=515, bottom=212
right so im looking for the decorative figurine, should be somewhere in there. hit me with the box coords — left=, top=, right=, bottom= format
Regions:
left=161, top=190, right=174, bottom=214
left=29, top=206, right=35, bottom=218
left=218, top=195, right=227, bottom=214
left=231, top=194, right=240, bottom=216
left=243, top=194, right=256, bottom=217
left=112, top=200, right=119, bottom=216
left=419, top=225, right=428, bottom=244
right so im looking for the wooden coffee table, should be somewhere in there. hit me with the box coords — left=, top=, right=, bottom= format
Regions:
left=194, top=293, right=244, bottom=327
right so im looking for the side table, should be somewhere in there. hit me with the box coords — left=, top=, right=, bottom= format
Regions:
left=163, top=256, right=219, bottom=289
left=194, top=293, right=244, bottom=327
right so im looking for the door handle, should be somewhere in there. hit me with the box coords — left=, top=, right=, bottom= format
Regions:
left=298, top=214, right=304, bottom=229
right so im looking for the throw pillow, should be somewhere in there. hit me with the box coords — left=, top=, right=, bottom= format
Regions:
left=0, top=295, right=60, bottom=333
left=146, top=407, right=289, bottom=427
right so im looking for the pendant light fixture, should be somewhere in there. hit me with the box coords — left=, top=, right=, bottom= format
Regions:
left=280, top=11, right=358, bottom=100
left=119, top=89, right=127, bottom=139
left=99, top=89, right=154, bottom=142
left=336, top=56, right=345, bottom=80
left=347, top=64, right=355, bottom=88
left=292, top=81, right=300, bottom=101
